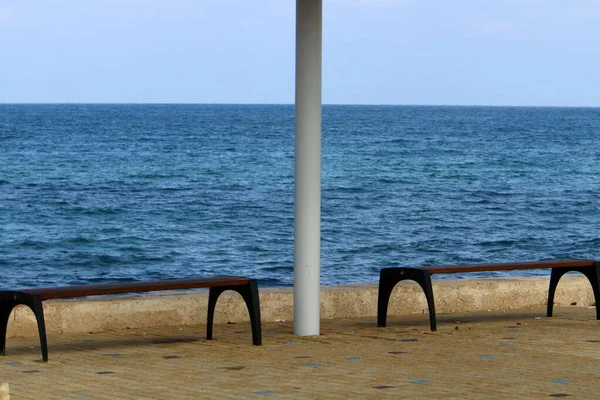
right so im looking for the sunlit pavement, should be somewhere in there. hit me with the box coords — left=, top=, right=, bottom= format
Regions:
left=2, top=306, right=599, bottom=399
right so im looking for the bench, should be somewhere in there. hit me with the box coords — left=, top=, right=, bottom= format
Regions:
left=377, top=259, right=599, bottom=331
left=0, top=276, right=262, bottom=362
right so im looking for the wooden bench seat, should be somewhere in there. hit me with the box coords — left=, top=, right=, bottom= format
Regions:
left=0, top=276, right=262, bottom=361
left=377, top=259, right=600, bottom=331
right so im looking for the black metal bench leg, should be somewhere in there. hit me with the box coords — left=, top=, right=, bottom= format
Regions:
left=377, top=268, right=437, bottom=331
left=581, top=263, right=600, bottom=320
left=548, top=263, right=600, bottom=320
left=377, top=269, right=401, bottom=328
left=593, top=264, right=600, bottom=320
left=0, top=300, right=16, bottom=357
left=206, top=287, right=223, bottom=341
left=419, top=273, right=437, bottom=332
left=235, top=280, right=262, bottom=346
left=547, top=268, right=566, bottom=317
left=0, top=293, right=48, bottom=362
left=206, top=282, right=262, bottom=345
left=29, top=296, right=49, bottom=362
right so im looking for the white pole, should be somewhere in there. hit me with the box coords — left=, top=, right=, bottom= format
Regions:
left=294, top=0, right=322, bottom=336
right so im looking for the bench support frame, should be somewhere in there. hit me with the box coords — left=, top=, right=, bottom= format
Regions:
left=378, top=262, right=600, bottom=332
left=0, top=292, right=48, bottom=361
left=1, top=280, right=262, bottom=362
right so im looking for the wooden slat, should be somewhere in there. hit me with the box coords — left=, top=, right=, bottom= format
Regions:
left=21, top=276, right=251, bottom=300
left=420, top=259, right=596, bottom=275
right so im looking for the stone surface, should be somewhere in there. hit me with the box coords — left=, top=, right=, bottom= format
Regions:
left=1, top=306, right=600, bottom=399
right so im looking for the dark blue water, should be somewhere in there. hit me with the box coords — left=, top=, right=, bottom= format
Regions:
left=1, top=104, right=599, bottom=289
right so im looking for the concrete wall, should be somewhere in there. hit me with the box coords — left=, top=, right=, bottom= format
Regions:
left=6, top=275, right=596, bottom=338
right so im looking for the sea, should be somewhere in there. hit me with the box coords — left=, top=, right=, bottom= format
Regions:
left=1, top=104, right=598, bottom=289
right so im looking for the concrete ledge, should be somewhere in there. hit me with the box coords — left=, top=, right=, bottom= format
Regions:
left=6, top=275, right=595, bottom=338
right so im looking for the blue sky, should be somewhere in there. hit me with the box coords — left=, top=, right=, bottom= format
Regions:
left=1, top=0, right=599, bottom=106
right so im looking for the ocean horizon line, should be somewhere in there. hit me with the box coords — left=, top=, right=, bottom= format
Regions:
left=1, top=102, right=599, bottom=109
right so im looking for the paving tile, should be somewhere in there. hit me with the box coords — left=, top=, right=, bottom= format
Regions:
left=1, top=306, right=600, bottom=399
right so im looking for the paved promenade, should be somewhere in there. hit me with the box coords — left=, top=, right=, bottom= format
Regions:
left=2, top=306, right=599, bottom=399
